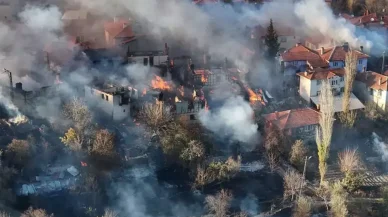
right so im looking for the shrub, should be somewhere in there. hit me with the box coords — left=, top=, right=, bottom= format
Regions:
left=290, top=140, right=307, bottom=168
left=293, top=196, right=312, bottom=217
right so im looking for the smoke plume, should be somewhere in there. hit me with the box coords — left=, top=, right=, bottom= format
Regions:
left=198, top=96, right=258, bottom=144
left=371, top=132, right=388, bottom=162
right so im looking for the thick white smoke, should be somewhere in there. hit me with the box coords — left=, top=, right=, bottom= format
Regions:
left=371, top=132, right=388, bottom=162
left=198, top=96, right=258, bottom=144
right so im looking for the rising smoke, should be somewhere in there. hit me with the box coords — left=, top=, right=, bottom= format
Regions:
left=371, top=132, right=388, bottom=162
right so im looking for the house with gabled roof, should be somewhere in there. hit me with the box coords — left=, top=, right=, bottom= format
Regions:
left=354, top=71, right=388, bottom=111
left=297, top=67, right=365, bottom=112
left=263, top=108, right=320, bottom=140
left=280, top=43, right=369, bottom=76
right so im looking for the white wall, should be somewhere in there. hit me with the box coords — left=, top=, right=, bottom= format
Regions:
left=84, top=86, right=131, bottom=121
left=356, top=58, right=367, bottom=73
left=300, top=75, right=345, bottom=100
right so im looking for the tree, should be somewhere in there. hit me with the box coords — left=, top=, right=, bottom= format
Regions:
left=347, top=0, right=355, bottom=13
left=266, top=151, right=278, bottom=173
left=293, top=196, right=312, bottom=217
left=365, top=0, right=387, bottom=13
left=330, top=182, right=348, bottom=217
left=21, top=208, right=53, bottom=217
left=338, top=148, right=361, bottom=174
left=264, top=19, right=280, bottom=60
left=339, top=51, right=357, bottom=128
left=100, top=209, right=118, bottom=217
left=0, top=212, right=10, bottom=217
left=290, top=140, right=307, bottom=168
left=205, top=189, right=232, bottom=217
left=90, top=129, right=116, bottom=159
left=316, top=80, right=334, bottom=185
left=283, top=169, right=303, bottom=201
left=6, top=139, right=30, bottom=168
left=179, top=140, right=205, bottom=166
left=338, top=148, right=363, bottom=191
left=139, top=103, right=173, bottom=133
left=60, top=128, right=83, bottom=152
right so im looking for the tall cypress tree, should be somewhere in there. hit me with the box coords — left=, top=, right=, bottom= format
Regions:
left=264, top=19, right=280, bottom=60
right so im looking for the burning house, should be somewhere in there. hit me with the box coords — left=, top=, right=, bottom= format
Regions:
left=84, top=83, right=138, bottom=121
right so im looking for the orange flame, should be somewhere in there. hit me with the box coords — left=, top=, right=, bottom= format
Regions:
left=201, top=74, right=208, bottom=83
left=246, top=87, right=265, bottom=105
left=151, top=75, right=171, bottom=90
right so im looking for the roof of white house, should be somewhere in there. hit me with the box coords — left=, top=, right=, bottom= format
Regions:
left=310, top=93, right=365, bottom=113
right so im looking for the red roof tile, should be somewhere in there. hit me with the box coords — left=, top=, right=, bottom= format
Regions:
left=104, top=20, right=134, bottom=38
left=320, top=46, right=369, bottom=62
left=356, top=71, right=388, bottom=91
left=281, top=44, right=329, bottom=67
left=297, top=68, right=345, bottom=80
left=264, top=108, right=320, bottom=130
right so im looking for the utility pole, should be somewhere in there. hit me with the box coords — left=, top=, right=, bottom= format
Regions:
left=382, top=51, right=386, bottom=73
left=299, top=156, right=312, bottom=197
left=3, top=68, right=13, bottom=99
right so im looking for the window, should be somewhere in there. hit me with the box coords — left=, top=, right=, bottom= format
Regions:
left=143, top=57, right=148, bottom=66
left=331, top=80, right=336, bottom=85
left=105, top=95, right=108, bottom=101
left=370, top=88, right=373, bottom=96
left=358, top=59, right=362, bottom=64
left=317, top=80, right=322, bottom=85
left=317, top=91, right=321, bottom=96
left=340, top=77, right=344, bottom=82
left=123, top=109, right=126, bottom=112
left=333, top=62, right=338, bottom=67
left=340, top=87, right=344, bottom=92
left=101, top=94, right=104, bottom=99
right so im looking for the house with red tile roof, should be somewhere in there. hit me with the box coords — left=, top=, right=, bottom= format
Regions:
left=354, top=71, right=388, bottom=111
left=263, top=108, right=320, bottom=140
left=280, top=43, right=369, bottom=76
left=297, top=67, right=365, bottom=112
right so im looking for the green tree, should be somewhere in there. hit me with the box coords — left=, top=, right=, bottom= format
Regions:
left=264, top=19, right=280, bottom=60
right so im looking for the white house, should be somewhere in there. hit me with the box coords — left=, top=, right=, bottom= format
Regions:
left=84, top=84, right=138, bottom=121
left=280, top=43, right=369, bottom=76
left=354, top=71, right=388, bottom=111
left=297, top=68, right=365, bottom=112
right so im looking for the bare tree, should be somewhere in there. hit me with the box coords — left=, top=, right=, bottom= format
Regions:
left=139, top=103, right=173, bottom=133
left=0, top=212, right=10, bottom=217
left=6, top=139, right=30, bottom=168
left=284, top=169, right=304, bottom=201
left=100, top=209, right=118, bottom=217
left=21, top=208, right=53, bottom=217
left=62, top=98, right=94, bottom=151
left=292, top=196, right=312, bottom=217
left=90, top=129, right=116, bottom=159
left=290, top=140, right=307, bottom=167
left=338, top=148, right=361, bottom=174
left=339, top=51, right=358, bottom=128
left=365, top=0, right=387, bottom=13
left=266, top=151, right=278, bottom=173
left=264, top=125, right=287, bottom=155
left=347, top=0, right=355, bottom=13
left=330, top=182, right=348, bottom=217
left=316, top=80, right=334, bottom=185
left=180, top=140, right=205, bottom=165
left=205, top=189, right=232, bottom=217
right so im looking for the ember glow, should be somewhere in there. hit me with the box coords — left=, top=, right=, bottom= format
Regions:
left=201, top=74, right=208, bottom=83
left=151, top=75, right=171, bottom=90
left=9, top=114, right=28, bottom=125
left=246, top=87, right=265, bottom=105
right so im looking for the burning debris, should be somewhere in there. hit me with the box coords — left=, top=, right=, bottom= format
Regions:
left=151, top=75, right=173, bottom=91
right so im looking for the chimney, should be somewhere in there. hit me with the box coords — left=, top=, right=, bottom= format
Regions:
left=304, top=71, right=308, bottom=76
left=343, top=42, right=349, bottom=52
left=15, top=82, right=22, bottom=91
left=360, top=46, right=364, bottom=52
left=113, top=17, right=118, bottom=23
left=122, top=22, right=127, bottom=29
left=379, top=77, right=382, bottom=85
left=320, top=47, right=324, bottom=55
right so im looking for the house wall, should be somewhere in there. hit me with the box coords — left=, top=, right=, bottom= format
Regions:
left=356, top=58, right=368, bottom=73
left=128, top=55, right=168, bottom=66
left=354, top=81, right=388, bottom=111
left=84, top=86, right=131, bottom=121
left=284, top=60, right=307, bottom=69
left=329, top=61, right=345, bottom=69
left=291, top=124, right=317, bottom=141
